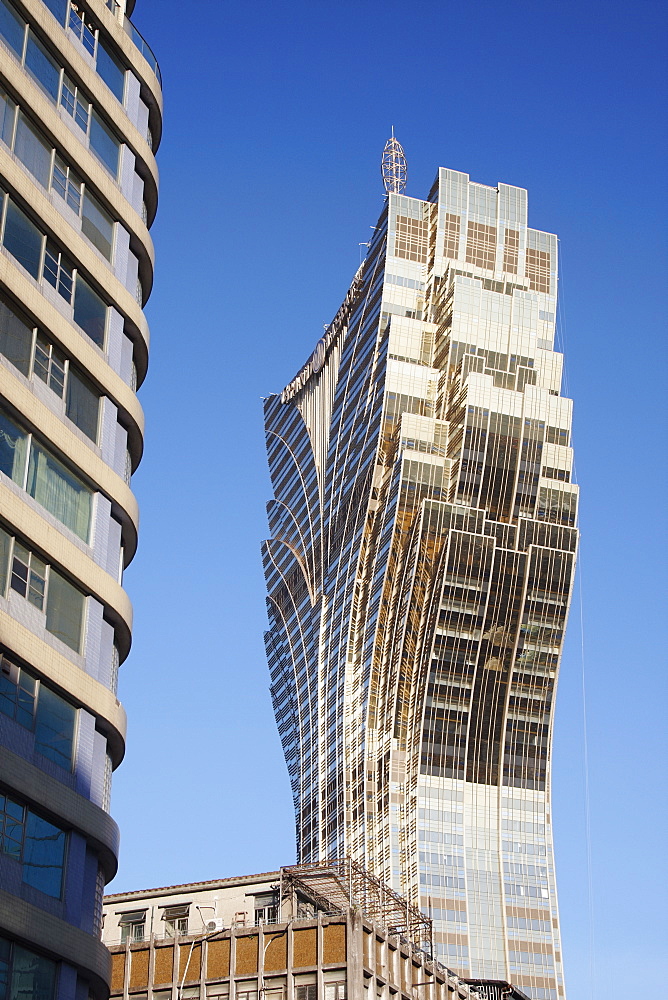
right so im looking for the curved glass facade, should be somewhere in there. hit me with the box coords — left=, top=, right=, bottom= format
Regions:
left=263, top=168, right=575, bottom=1000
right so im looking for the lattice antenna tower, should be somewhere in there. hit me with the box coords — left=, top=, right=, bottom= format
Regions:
left=381, top=128, right=407, bottom=195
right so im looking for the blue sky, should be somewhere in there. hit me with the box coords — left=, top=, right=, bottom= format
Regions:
left=110, top=1, right=667, bottom=995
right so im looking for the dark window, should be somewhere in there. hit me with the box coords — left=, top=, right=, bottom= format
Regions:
left=0, top=0, right=25, bottom=57
left=73, top=275, right=106, bottom=347
left=66, top=366, right=99, bottom=441
left=89, top=110, right=119, bottom=176
left=0, top=87, right=16, bottom=144
left=45, top=567, right=84, bottom=652
left=14, top=112, right=52, bottom=188
left=0, top=936, right=57, bottom=1000
left=82, top=191, right=113, bottom=260
left=34, top=684, right=75, bottom=768
left=3, top=200, right=43, bottom=278
left=0, top=408, right=27, bottom=483
left=96, top=39, right=125, bottom=101
left=0, top=295, right=32, bottom=376
left=25, top=32, right=60, bottom=100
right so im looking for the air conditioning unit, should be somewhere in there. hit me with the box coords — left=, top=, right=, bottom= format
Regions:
left=205, top=918, right=225, bottom=933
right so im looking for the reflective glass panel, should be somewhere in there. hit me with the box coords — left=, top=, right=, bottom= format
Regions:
left=81, top=191, right=113, bottom=260
left=45, top=568, right=84, bottom=652
left=35, top=684, right=75, bottom=768
left=89, top=110, right=119, bottom=176
left=0, top=408, right=27, bottom=484
left=14, top=113, right=52, bottom=188
left=25, top=32, right=60, bottom=100
left=0, top=295, right=33, bottom=376
left=66, top=366, right=99, bottom=441
left=0, top=0, right=25, bottom=57
left=96, top=39, right=124, bottom=101
left=3, top=201, right=42, bottom=279
left=22, top=811, right=66, bottom=896
left=73, top=275, right=106, bottom=347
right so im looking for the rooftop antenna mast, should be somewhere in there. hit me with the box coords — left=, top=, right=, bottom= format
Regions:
left=381, top=127, right=407, bottom=195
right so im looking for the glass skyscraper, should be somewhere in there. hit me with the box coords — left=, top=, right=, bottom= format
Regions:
left=0, top=0, right=160, bottom=994
left=263, top=163, right=576, bottom=999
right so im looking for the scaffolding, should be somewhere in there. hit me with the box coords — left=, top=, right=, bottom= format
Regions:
left=280, top=858, right=433, bottom=957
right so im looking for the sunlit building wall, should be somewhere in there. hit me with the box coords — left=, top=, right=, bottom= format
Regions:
left=262, top=167, right=576, bottom=1000
left=0, top=0, right=160, bottom=994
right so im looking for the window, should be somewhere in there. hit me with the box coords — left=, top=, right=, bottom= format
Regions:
left=253, top=892, right=278, bottom=925
left=82, top=190, right=113, bottom=260
left=73, top=273, right=106, bottom=346
left=0, top=650, right=75, bottom=768
left=0, top=404, right=92, bottom=540
left=2, top=198, right=43, bottom=278
left=0, top=191, right=109, bottom=348
left=52, top=155, right=82, bottom=213
left=34, top=332, right=66, bottom=395
left=0, top=87, right=117, bottom=261
left=25, top=31, right=60, bottom=99
left=0, top=296, right=101, bottom=441
left=0, top=0, right=26, bottom=57
left=0, top=934, right=57, bottom=1000
left=43, top=240, right=74, bottom=302
left=0, top=791, right=66, bottom=896
left=163, top=904, right=189, bottom=937
left=68, top=2, right=96, bottom=55
left=119, top=910, right=146, bottom=942
left=14, top=112, right=52, bottom=188
left=89, top=110, right=119, bottom=175
left=325, top=984, right=346, bottom=1000
left=295, top=987, right=317, bottom=1000
left=0, top=526, right=86, bottom=653
left=96, top=38, right=125, bottom=101
left=60, top=73, right=90, bottom=131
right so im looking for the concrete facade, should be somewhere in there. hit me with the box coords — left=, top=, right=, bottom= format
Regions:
left=0, top=0, right=160, bottom=995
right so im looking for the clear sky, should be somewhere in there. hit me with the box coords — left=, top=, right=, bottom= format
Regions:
left=109, top=1, right=667, bottom=996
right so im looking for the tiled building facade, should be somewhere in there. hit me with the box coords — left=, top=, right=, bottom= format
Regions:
left=0, top=0, right=160, bottom=995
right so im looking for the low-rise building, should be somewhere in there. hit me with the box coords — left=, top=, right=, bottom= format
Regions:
left=102, top=861, right=525, bottom=1000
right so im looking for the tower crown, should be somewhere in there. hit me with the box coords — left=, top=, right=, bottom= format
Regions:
left=381, top=130, right=407, bottom=194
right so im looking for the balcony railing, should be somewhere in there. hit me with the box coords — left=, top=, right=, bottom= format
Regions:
left=101, top=0, right=162, bottom=85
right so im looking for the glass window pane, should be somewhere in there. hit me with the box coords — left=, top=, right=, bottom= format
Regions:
left=0, top=0, right=25, bottom=57
left=0, top=86, right=16, bottom=146
left=81, top=191, right=113, bottom=260
left=0, top=295, right=33, bottom=376
left=96, top=40, right=125, bottom=102
left=25, top=32, right=60, bottom=101
left=66, top=366, right=99, bottom=441
left=14, top=113, right=52, bottom=188
left=73, top=275, right=106, bottom=347
left=41, top=0, right=67, bottom=24
left=45, top=568, right=84, bottom=652
left=27, top=442, right=91, bottom=541
left=0, top=407, right=27, bottom=484
left=3, top=200, right=43, bottom=279
left=35, top=685, right=74, bottom=769
left=10, top=944, right=57, bottom=1000
left=89, top=111, right=119, bottom=176
left=0, top=525, right=12, bottom=596
left=22, top=811, right=66, bottom=896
